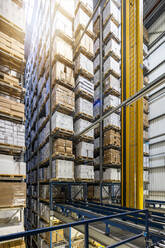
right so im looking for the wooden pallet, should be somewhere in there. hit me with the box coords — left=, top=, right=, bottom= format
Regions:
left=103, top=32, right=120, bottom=46
left=104, top=87, right=120, bottom=97
left=0, top=174, right=26, bottom=181
left=75, top=89, right=93, bottom=102
left=76, top=178, right=95, bottom=182
left=53, top=53, right=73, bottom=69
left=104, top=50, right=120, bottom=63
left=74, top=46, right=94, bottom=61
left=53, top=79, right=75, bottom=91
left=52, top=128, right=74, bottom=137
left=103, top=13, right=120, bottom=28
left=75, top=112, right=93, bottom=121
left=103, top=125, right=121, bottom=132
left=103, top=180, right=120, bottom=183
left=94, top=81, right=100, bottom=89
left=75, top=23, right=95, bottom=40
left=0, top=143, right=25, bottom=153
left=54, top=29, right=73, bottom=46
left=52, top=152, right=75, bottom=160
left=52, top=103, right=74, bottom=115
left=94, top=64, right=100, bottom=74
left=104, top=68, right=120, bottom=80
left=50, top=178, right=75, bottom=182
left=76, top=156, right=93, bottom=161
left=75, top=68, right=94, bottom=80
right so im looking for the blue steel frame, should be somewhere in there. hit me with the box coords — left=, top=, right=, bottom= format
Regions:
left=0, top=209, right=149, bottom=248
left=145, top=199, right=165, bottom=209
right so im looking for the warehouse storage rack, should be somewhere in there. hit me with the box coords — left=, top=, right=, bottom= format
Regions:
left=24, top=0, right=165, bottom=247
left=0, top=208, right=150, bottom=248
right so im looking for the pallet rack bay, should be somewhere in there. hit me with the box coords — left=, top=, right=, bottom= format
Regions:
left=93, top=0, right=121, bottom=203
left=0, top=1, right=26, bottom=247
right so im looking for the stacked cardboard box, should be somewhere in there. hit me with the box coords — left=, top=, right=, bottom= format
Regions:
left=74, top=0, right=94, bottom=181
left=93, top=0, right=121, bottom=202
left=25, top=1, right=76, bottom=246
left=0, top=0, right=26, bottom=245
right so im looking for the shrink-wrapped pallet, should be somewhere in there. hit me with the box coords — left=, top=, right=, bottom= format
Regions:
left=103, top=19, right=119, bottom=41
left=104, top=56, right=120, bottom=78
left=103, top=0, right=120, bottom=25
left=74, top=119, right=94, bottom=138
left=0, top=182, right=26, bottom=208
left=104, top=113, right=120, bottom=129
left=0, top=155, right=26, bottom=175
left=52, top=111, right=73, bottom=132
left=75, top=75, right=94, bottom=96
left=104, top=74, right=120, bottom=94
left=75, top=30, right=93, bottom=56
left=143, top=43, right=148, bottom=56
left=75, top=97, right=93, bottom=117
left=40, top=203, right=50, bottom=222
left=143, top=156, right=149, bottom=168
left=52, top=61, right=75, bottom=88
left=104, top=39, right=120, bottom=60
left=143, top=130, right=149, bottom=140
left=143, top=58, right=150, bottom=71
left=75, top=165, right=94, bottom=180
left=0, top=119, right=25, bottom=146
left=104, top=148, right=120, bottom=165
left=104, top=95, right=120, bottom=111
left=53, top=138, right=72, bottom=155
left=104, top=129, right=120, bottom=147
left=103, top=168, right=120, bottom=181
left=143, top=142, right=149, bottom=154
left=52, top=160, right=74, bottom=180
left=52, top=84, right=75, bottom=111
left=53, top=10, right=73, bottom=38
left=74, top=8, right=93, bottom=35
left=94, top=53, right=100, bottom=72
left=143, top=171, right=149, bottom=182
left=75, top=53, right=93, bottom=77
left=76, top=141, right=94, bottom=158
left=52, top=36, right=73, bottom=63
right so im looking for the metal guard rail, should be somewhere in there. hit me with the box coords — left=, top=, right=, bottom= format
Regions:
left=0, top=209, right=149, bottom=248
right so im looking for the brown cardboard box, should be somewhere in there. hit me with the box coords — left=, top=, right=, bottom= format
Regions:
left=53, top=138, right=73, bottom=155
left=0, top=96, right=24, bottom=119
left=52, top=84, right=75, bottom=111
left=0, top=240, right=26, bottom=248
left=0, top=182, right=26, bottom=208
left=52, top=61, right=75, bottom=88
left=104, top=149, right=120, bottom=165
left=104, top=129, right=120, bottom=147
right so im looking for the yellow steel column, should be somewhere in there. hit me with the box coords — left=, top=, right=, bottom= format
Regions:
left=136, top=0, right=144, bottom=209
left=122, top=0, right=143, bottom=209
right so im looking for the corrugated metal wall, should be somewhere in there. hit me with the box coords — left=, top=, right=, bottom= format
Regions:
left=148, top=12, right=165, bottom=44
left=148, top=11, right=165, bottom=200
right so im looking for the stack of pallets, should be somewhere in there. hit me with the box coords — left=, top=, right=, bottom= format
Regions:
left=74, top=0, right=95, bottom=183
left=0, top=0, right=26, bottom=247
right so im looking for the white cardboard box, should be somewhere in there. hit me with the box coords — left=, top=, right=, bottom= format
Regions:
left=74, top=119, right=94, bottom=138
left=75, top=97, right=93, bottom=117
left=76, top=141, right=94, bottom=158
left=75, top=165, right=94, bottom=180
left=52, top=111, right=73, bottom=132
left=52, top=160, right=74, bottom=179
